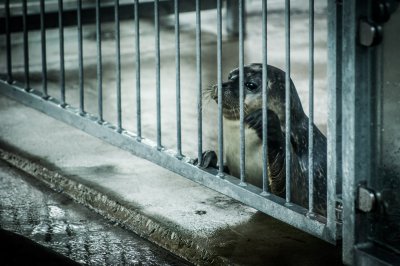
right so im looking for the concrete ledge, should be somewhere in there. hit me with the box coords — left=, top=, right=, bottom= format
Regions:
left=0, top=148, right=221, bottom=265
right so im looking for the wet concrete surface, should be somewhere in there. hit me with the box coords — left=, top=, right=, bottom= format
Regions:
left=0, top=160, right=190, bottom=266
left=0, top=228, right=80, bottom=266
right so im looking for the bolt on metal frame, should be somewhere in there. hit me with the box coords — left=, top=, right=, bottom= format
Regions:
left=0, top=0, right=341, bottom=244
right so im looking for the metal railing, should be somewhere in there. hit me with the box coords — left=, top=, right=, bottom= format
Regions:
left=0, top=0, right=341, bottom=244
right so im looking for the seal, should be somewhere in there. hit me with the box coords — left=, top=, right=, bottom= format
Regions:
left=203, top=63, right=328, bottom=215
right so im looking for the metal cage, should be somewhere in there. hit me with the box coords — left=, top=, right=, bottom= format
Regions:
left=0, top=0, right=338, bottom=242
left=2, top=0, right=399, bottom=264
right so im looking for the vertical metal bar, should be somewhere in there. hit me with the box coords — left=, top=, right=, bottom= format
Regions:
left=77, top=0, right=84, bottom=114
left=22, top=0, right=30, bottom=90
left=40, top=0, right=48, bottom=98
left=5, top=0, right=13, bottom=84
left=196, top=0, right=203, bottom=165
left=217, top=0, right=224, bottom=176
left=96, top=0, right=103, bottom=123
left=135, top=0, right=141, bottom=139
left=308, top=0, right=314, bottom=215
left=261, top=0, right=269, bottom=195
left=285, top=0, right=291, bottom=204
left=327, top=0, right=342, bottom=242
left=59, top=0, right=66, bottom=106
left=342, top=1, right=372, bottom=264
left=239, top=0, right=246, bottom=186
left=115, top=0, right=122, bottom=132
left=155, top=0, right=162, bottom=149
left=175, top=0, right=182, bottom=158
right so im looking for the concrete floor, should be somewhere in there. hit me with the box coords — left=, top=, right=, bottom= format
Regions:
left=0, top=160, right=189, bottom=265
left=0, top=1, right=343, bottom=265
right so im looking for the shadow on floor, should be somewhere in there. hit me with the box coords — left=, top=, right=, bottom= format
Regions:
left=0, top=229, right=80, bottom=266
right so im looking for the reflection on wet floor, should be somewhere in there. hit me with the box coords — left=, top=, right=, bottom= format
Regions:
left=0, top=160, right=190, bottom=266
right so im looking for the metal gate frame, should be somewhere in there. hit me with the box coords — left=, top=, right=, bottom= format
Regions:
left=1, top=0, right=342, bottom=249
left=341, top=0, right=374, bottom=262
left=341, top=0, right=400, bottom=265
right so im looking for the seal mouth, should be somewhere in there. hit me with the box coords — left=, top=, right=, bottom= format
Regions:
left=222, top=108, right=241, bottom=120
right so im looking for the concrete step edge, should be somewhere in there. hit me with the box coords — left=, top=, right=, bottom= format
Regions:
left=0, top=147, right=229, bottom=266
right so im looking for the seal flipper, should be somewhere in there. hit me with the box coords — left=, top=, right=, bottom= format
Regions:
left=194, top=150, right=217, bottom=168
left=194, top=150, right=231, bottom=174
left=245, top=109, right=285, bottom=151
left=245, top=109, right=286, bottom=196
left=244, top=109, right=263, bottom=139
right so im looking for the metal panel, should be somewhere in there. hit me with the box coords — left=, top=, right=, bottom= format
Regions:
left=373, top=7, right=400, bottom=255
left=352, top=5, right=400, bottom=265
left=341, top=0, right=374, bottom=264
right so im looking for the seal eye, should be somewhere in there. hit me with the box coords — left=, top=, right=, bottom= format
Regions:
left=245, top=82, right=258, bottom=91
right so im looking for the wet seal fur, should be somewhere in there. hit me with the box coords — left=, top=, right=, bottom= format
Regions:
left=203, top=63, right=328, bottom=215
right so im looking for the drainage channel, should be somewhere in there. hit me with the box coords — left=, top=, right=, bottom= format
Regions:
left=0, top=159, right=190, bottom=266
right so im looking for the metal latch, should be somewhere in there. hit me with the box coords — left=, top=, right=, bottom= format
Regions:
left=357, top=186, right=377, bottom=213
left=359, top=0, right=400, bottom=47
left=359, top=19, right=382, bottom=47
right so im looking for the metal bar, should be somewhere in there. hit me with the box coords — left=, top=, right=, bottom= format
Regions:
left=77, top=0, right=84, bottom=114
left=155, top=0, right=162, bottom=150
left=239, top=0, right=246, bottom=186
left=134, top=0, right=141, bottom=140
left=59, top=0, right=66, bottom=107
left=5, top=0, right=13, bottom=84
left=40, top=0, right=48, bottom=98
left=175, top=0, right=182, bottom=158
left=308, top=0, right=314, bottom=215
left=196, top=0, right=203, bottom=165
left=96, top=0, right=103, bottom=123
left=342, top=1, right=372, bottom=264
left=327, top=0, right=342, bottom=242
left=0, top=80, right=333, bottom=243
left=217, top=0, right=224, bottom=176
left=261, top=0, right=269, bottom=195
left=285, top=0, right=291, bottom=204
left=22, top=0, right=30, bottom=90
left=115, top=0, right=122, bottom=132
